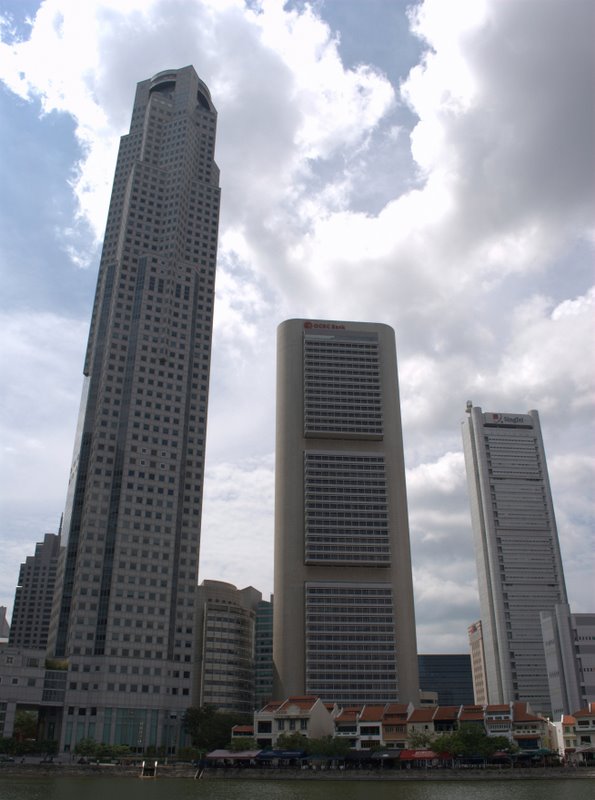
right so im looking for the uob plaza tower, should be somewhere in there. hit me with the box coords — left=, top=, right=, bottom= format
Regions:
left=47, top=67, right=220, bottom=751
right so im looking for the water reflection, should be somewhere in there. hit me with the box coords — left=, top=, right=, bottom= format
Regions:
left=0, top=777, right=592, bottom=800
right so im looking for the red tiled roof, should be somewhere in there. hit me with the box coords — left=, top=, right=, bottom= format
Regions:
left=459, top=710, right=484, bottom=721
left=433, top=706, right=459, bottom=720
left=512, top=702, right=543, bottom=722
left=408, top=708, right=435, bottom=722
left=259, top=701, right=283, bottom=713
left=384, top=703, right=408, bottom=716
left=232, top=725, right=254, bottom=734
left=485, top=704, right=510, bottom=713
left=359, top=705, right=386, bottom=722
left=573, top=704, right=595, bottom=718
left=278, top=696, right=318, bottom=713
left=562, top=715, right=576, bottom=725
left=335, top=709, right=360, bottom=723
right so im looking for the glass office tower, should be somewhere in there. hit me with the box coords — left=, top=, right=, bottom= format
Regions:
left=48, top=66, right=220, bottom=750
left=462, top=404, right=567, bottom=716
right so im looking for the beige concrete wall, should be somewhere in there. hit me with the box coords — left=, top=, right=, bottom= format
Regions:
left=273, top=319, right=419, bottom=705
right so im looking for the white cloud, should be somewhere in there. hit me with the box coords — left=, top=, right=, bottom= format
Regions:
left=0, top=0, right=593, bottom=652
left=407, top=451, right=465, bottom=497
left=0, top=310, right=87, bottom=615
left=495, top=288, right=595, bottom=413
left=200, top=455, right=274, bottom=595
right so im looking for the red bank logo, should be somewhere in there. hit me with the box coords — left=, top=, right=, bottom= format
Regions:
left=304, top=321, right=346, bottom=330
left=487, top=413, right=528, bottom=425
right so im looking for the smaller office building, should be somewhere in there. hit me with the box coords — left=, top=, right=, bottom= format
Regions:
left=194, top=581, right=262, bottom=714
left=9, top=533, right=59, bottom=650
left=468, top=620, right=488, bottom=704
left=418, top=654, right=474, bottom=706
left=541, top=604, right=595, bottom=717
left=254, top=597, right=273, bottom=709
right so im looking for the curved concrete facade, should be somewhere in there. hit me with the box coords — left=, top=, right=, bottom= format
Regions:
left=273, top=319, right=419, bottom=706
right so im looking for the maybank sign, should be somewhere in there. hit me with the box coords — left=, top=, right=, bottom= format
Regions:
left=484, top=412, right=532, bottom=427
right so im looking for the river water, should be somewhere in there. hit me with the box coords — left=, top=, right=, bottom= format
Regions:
left=0, top=777, right=592, bottom=800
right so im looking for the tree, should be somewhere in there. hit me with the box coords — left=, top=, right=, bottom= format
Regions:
left=432, top=724, right=516, bottom=759
left=275, top=732, right=309, bottom=752
left=408, top=730, right=434, bottom=748
left=39, top=739, right=59, bottom=757
left=274, top=733, right=350, bottom=757
left=182, top=706, right=252, bottom=752
left=227, top=737, right=258, bottom=752
left=13, top=711, right=37, bottom=742
left=308, top=736, right=351, bottom=757
left=97, top=743, right=131, bottom=761
left=74, top=738, right=98, bottom=757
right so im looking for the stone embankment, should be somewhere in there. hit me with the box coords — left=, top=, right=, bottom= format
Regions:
left=1, top=763, right=594, bottom=781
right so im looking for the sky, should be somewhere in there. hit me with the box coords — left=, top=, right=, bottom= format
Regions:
left=0, top=0, right=593, bottom=653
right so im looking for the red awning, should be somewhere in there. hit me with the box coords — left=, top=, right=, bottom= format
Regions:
left=399, top=749, right=439, bottom=760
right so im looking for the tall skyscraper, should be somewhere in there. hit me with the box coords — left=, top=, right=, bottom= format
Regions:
left=47, top=66, right=220, bottom=751
left=274, top=319, right=419, bottom=706
left=9, top=533, right=60, bottom=650
left=462, top=404, right=567, bottom=715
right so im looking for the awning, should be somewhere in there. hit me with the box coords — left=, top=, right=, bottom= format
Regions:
left=206, top=749, right=262, bottom=760
left=256, top=750, right=307, bottom=760
left=399, top=749, right=439, bottom=760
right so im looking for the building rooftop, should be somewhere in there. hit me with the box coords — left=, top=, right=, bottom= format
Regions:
left=277, top=696, right=319, bottom=713
left=359, top=705, right=385, bottom=722
left=259, top=701, right=283, bottom=713
left=433, top=706, right=459, bottom=720
left=512, top=702, right=543, bottom=722
left=408, top=708, right=435, bottom=723
left=232, top=725, right=254, bottom=734
left=384, top=703, right=408, bottom=716
left=573, top=704, right=595, bottom=718
left=485, top=704, right=511, bottom=714
left=335, top=708, right=361, bottom=723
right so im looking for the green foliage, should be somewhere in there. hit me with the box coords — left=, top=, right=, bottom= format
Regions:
left=431, top=724, right=516, bottom=758
left=0, top=737, right=57, bottom=756
left=275, top=732, right=351, bottom=757
left=98, top=744, right=132, bottom=760
left=13, top=711, right=37, bottom=741
left=182, top=706, right=252, bottom=752
left=0, top=738, right=18, bottom=755
left=408, top=731, right=434, bottom=748
left=74, top=737, right=98, bottom=757
left=227, top=737, right=258, bottom=752
left=73, top=738, right=131, bottom=760
left=308, top=736, right=351, bottom=757
left=42, top=739, right=59, bottom=756
left=275, top=732, right=309, bottom=752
